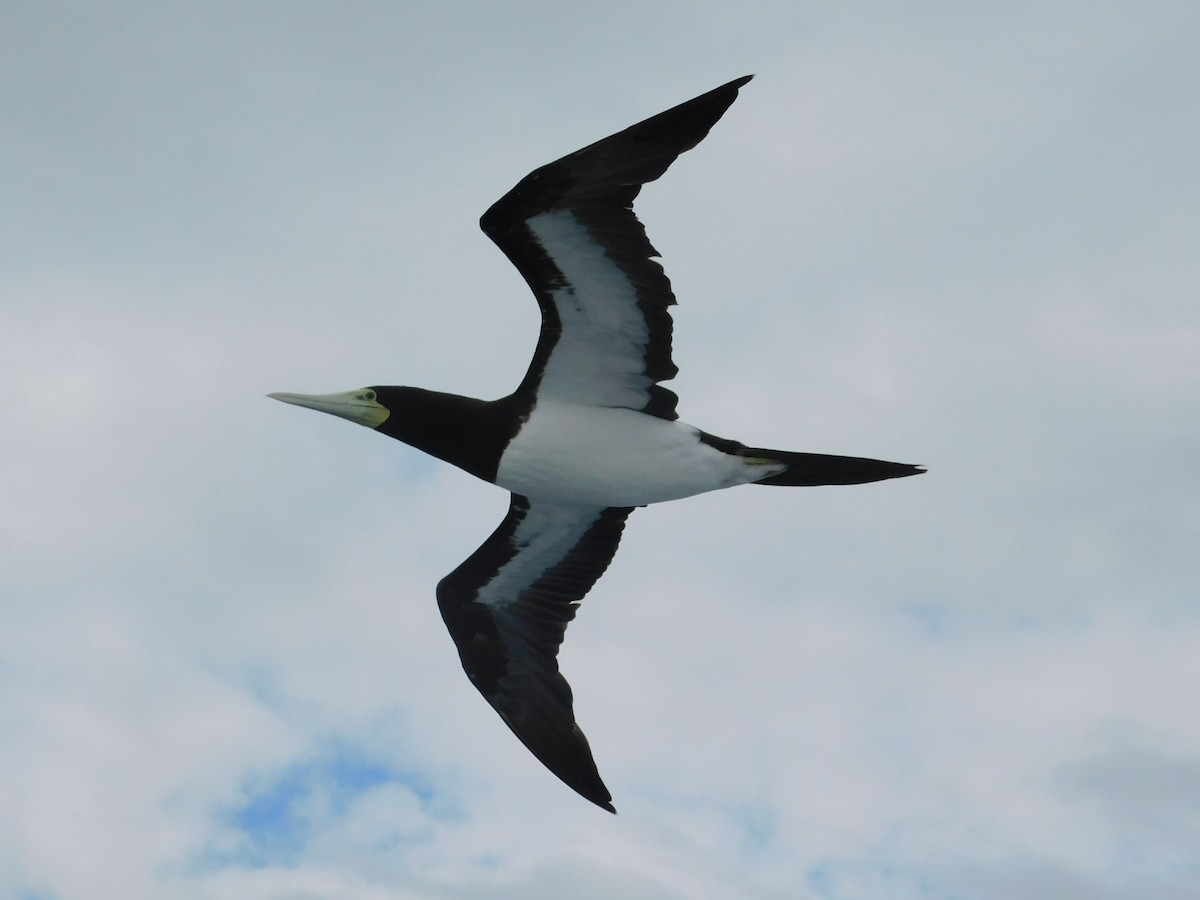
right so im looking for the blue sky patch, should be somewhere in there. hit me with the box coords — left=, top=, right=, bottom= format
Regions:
left=216, top=742, right=456, bottom=869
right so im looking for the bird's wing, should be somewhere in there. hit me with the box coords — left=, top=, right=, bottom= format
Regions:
left=481, top=75, right=753, bottom=421
left=436, top=494, right=634, bottom=812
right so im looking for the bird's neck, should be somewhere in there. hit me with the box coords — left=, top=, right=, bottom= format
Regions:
left=375, top=387, right=522, bottom=482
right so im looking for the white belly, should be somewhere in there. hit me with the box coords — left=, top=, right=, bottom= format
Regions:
left=495, top=401, right=764, bottom=507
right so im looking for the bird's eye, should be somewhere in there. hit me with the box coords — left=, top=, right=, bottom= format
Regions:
left=360, top=390, right=376, bottom=402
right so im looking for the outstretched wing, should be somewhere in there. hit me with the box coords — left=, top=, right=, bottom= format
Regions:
left=481, top=75, right=753, bottom=421
left=436, top=495, right=634, bottom=812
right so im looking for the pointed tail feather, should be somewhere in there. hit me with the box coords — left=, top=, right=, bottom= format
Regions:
left=748, top=449, right=925, bottom=486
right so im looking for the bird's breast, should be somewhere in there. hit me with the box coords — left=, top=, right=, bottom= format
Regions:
left=494, top=402, right=756, bottom=507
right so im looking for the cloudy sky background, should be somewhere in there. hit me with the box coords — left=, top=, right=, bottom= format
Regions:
left=4, top=3, right=1199, bottom=898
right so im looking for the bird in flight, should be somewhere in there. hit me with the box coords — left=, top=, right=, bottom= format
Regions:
left=271, top=75, right=922, bottom=813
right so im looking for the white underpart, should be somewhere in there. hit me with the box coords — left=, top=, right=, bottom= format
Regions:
left=526, top=210, right=656, bottom=409
left=496, top=400, right=780, bottom=508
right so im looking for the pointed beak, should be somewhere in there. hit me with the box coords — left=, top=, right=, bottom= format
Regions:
left=268, top=389, right=390, bottom=428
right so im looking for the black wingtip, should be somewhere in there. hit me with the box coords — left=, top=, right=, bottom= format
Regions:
left=537, top=733, right=617, bottom=813
left=547, top=753, right=615, bottom=811
left=559, top=766, right=615, bottom=812
left=580, top=787, right=619, bottom=816
left=483, top=75, right=757, bottom=233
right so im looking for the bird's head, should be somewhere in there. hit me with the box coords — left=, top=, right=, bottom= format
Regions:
left=267, top=387, right=393, bottom=428
left=269, top=385, right=497, bottom=478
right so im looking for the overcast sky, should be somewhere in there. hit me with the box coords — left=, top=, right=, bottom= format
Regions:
left=4, top=3, right=1199, bottom=898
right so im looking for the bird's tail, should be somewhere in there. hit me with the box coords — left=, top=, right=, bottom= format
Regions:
left=745, top=448, right=925, bottom=486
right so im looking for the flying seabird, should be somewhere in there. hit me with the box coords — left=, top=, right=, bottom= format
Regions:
left=270, top=75, right=923, bottom=813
